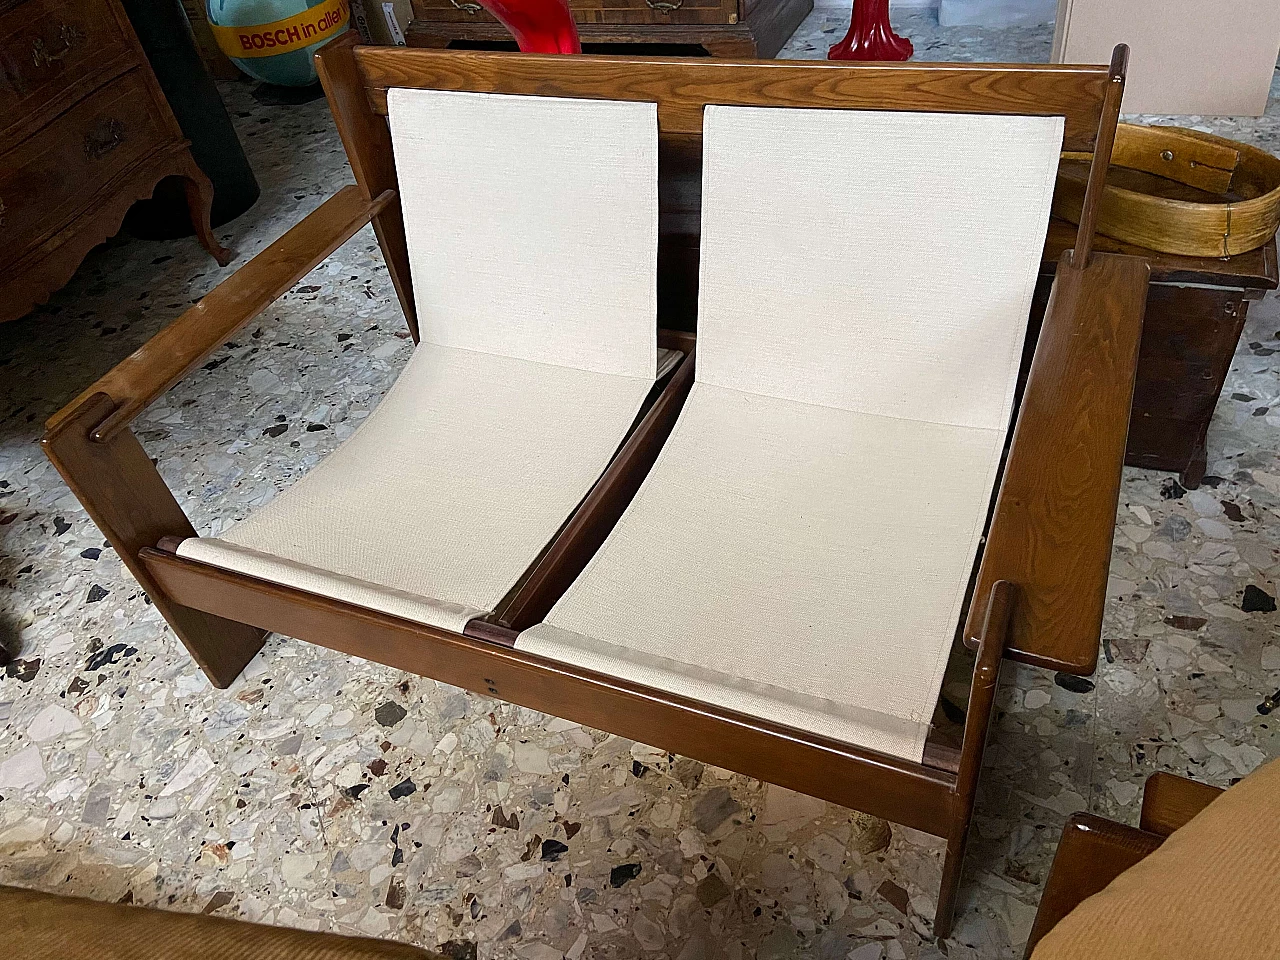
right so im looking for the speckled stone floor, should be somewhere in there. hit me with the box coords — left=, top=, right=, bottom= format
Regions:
left=2, top=12, right=1279, bottom=960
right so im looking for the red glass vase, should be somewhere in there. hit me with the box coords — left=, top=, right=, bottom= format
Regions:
left=828, top=0, right=912, bottom=61
left=476, top=0, right=582, bottom=53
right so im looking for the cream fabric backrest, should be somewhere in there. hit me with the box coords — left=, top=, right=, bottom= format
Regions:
left=517, top=106, right=1066, bottom=762
left=697, top=106, right=1064, bottom=428
left=387, top=89, right=659, bottom=379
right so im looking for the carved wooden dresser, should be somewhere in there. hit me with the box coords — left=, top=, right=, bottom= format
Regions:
left=406, top=0, right=813, bottom=58
left=0, top=0, right=231, bottom=325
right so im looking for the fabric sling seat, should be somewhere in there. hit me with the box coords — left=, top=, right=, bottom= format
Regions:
left=518, top=105, right=1065, bottom=762
left=42, top=43, right=1148, bottom=939
left=177, top=89, right=677, bottom=633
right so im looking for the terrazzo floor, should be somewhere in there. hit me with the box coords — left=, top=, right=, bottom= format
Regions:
left=2, top=11, right=1279, bottom=960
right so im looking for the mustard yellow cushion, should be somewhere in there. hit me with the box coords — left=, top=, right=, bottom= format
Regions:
left=1033, top=758, right=1280, bottom=960
left=0, top=885, right=440, bottom=960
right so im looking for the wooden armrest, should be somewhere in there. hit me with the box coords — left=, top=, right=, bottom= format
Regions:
left=46, top=185, right=394, bottom=443
left=1025, top=812, right=1164, bottom=958
left=1140, top=771, right=1224, bottom=837
left=965, top=250, right=1150, bottom=674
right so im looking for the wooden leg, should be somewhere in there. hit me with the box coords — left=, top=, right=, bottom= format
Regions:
left=934, top=824, right=968, bottom=940
left=43, top=394, right=266, bottom=688
left=179, top=155, right=235, bottom=267
left=1180, top=436, right=1208, bottom=490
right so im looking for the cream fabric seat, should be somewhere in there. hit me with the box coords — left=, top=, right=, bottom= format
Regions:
left=179, top=89, right=668, bottom=633
left=518, top=106, right=1064, bottom=762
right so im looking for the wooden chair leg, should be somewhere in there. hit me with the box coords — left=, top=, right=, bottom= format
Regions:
left=179, top=155, right=235, bottom=267
left=43, top=394, right=266, bottom=688
left=936, top=580, right=1017, bottom=940
left=934, top=822, right=968, bottom=940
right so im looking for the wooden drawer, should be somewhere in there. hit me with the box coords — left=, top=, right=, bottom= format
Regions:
left=0, top=67, right=171, bottom=267
left=411, top=0, right=738, bottom=27
left=0, top=0, right=139, bottom=147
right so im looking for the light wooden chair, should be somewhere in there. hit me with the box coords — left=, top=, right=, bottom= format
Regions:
left=43, top=37, right=1149, bottom=938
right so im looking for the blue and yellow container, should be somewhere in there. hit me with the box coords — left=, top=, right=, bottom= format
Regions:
left=207, top=0, right=350, bottom=86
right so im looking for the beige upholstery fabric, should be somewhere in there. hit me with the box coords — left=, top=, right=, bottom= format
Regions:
left=388, top=88, right=659, bottom=379
left=179, top=347, right=659, bottom=632
left=696, top=106, right=1063, bottom=427
left=180, top=92, right=665, bottom=632
left=1032, top=759, right=1280, bottom=960
left=519, top=107, right=1063, bottom=761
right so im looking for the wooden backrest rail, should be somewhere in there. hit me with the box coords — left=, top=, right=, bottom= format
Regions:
left=352, top=48, right=1115, bottom=152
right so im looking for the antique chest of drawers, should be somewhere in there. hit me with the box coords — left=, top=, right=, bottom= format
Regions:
left=0, top=0, right=229, bottom=325
left=406, top=0, right=813, bottom=58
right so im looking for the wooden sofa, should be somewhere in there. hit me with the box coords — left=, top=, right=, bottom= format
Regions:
left=43, top=38, right=1149, bottom=938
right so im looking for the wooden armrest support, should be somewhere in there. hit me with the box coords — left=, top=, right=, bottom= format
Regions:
left=46, top=185, right=394, bottom=443
left=965, top=250, right=1150, bottom=674
left=1024, top=812, right=1164, bottom=958
left=1139, top=771, right=1224, bottom=837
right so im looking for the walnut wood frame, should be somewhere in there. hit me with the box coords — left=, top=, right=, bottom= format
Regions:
left=1024, top=771, right=1224, bottom=957
left=43, top=40, right=1149, bottom=939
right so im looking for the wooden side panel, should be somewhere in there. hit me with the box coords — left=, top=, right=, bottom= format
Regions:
left=1024, top=813, right=1164, bottom=958
left=142, top=548, right=957, bottom=835
left=43, top=396, right=266, bottom=688
left=1125, top=285, right=1249, bottom=478
left=966, top=252, right=1149, bottom=675
left=352, top=47, right=1111, bottom=149
left=316, top=34, right=419, bottom=340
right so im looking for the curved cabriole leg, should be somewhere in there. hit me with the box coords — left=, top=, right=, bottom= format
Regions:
left=180, top=156, right=235, bottom=267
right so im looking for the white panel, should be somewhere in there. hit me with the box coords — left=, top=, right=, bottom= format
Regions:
left=1053, top=0, right=1280, bottom=117
left=388, top=88, right=659, bottom=378
left=696, top=106, right=1062, bottom=430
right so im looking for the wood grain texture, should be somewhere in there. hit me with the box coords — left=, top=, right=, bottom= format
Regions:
left=42, top=396, right=266, bottom=688
left=0, top=0, right=138, bottom=148
left=1055, top=124, right=1280, bottom=258
left=46, top=185, right=391, bottom=441
left=139, top=547, right=958, bottom=835
left=496, top=338, right=696, bottom=631
left=935, top=580, right=1013, bottom=940
left=1024, top=813, right=1164, bottom=959
left=965, top=251, right=1150, bottom=675
left=1139, top=772, right=1224, bottom=838
left=1042, top=218, right=1278, bottom=289
left=316, top=33, right=419, bottom=340
left=405, top=0, right=810, bottom=57
left=0, top=143, right=197, bottom=324
left=412, top=0, right=738, bottom=27
left=0, top=0, right=222, bottom=324
left=353, top=47, right=1112, bottom=149
left=1069, top=44, right=1125, bottom=267
left=0, top=67, right=170, bottom=268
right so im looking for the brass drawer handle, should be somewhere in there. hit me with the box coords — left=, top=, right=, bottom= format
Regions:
left=84, top=118, right=126, bottom=160
left=32, top=22, right=84, bottom=68
left=644, top=0, right=684, bottom=11
left=449, top=0, right=484, bottom=13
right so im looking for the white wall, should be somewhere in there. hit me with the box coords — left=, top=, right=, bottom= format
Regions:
left=938, top=0, right=1056, bottom=25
